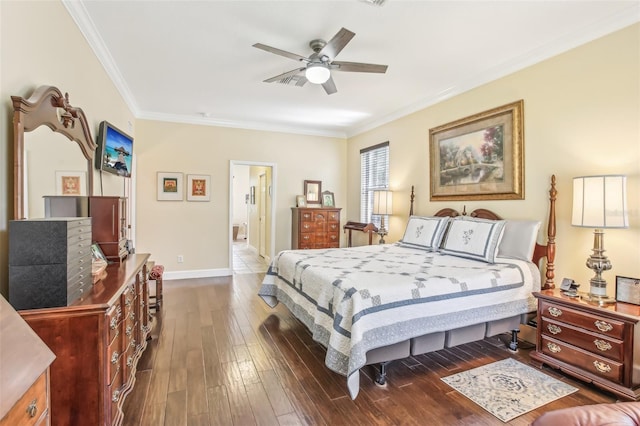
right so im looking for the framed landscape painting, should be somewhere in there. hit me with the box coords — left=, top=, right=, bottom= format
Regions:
left=429, top=100, right=524, bottom=201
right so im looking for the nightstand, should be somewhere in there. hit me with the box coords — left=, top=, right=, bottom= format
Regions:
left=531, top=289, right=640, bottom=400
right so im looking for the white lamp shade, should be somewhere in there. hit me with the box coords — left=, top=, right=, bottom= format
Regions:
left=373, top=190, right=393, bottom=215
left=305, top=63, right=331, bottom=84
left=572, top=175, right=628, bottom=228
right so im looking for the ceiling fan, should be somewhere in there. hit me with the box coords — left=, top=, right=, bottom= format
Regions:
left=253, top=27, right=388, bottom=95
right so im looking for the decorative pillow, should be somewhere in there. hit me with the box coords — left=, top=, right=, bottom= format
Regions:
left=441, top=217, right=506, bottom=263
left=497, top=220, right=541, bottom=261
left=398, top=216, right=450, bottom=251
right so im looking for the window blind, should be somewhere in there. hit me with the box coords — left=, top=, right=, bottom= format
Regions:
left=360, top=142, right=389, bottom=225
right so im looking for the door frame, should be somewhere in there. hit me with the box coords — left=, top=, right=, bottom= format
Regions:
left=228, top=160, right=277, bottom=272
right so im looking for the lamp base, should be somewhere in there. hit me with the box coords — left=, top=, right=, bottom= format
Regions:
left=581, top=293, right=616, bottom=306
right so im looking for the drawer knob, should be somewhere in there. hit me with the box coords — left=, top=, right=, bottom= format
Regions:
left=126, top=325, right=133, bottom=337
left=26, top=399, right=38, bottom=418
left=110, top=317, right=118, bottom=330
left=595, top=320, right=613, bottom=333
left=111, top=351, right=119, bottom=364
left=593, top=360, right=612, bottom=373
left=547, top=324, right=562, bottom=335
left=548, top=306, right=562, bottom=317
left=547, top=342, right=561, bottom=353
left=594, top=339, right=612, bottom=352
left=112, top=389, right=121, bottom=402
left=125, top=297, right=132, bottom=307
left=127, top=356, right=134, bottom=367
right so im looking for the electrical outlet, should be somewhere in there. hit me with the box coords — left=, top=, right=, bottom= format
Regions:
left=177, top=255, right=184, bottom=263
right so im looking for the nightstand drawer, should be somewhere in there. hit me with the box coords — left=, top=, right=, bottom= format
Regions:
left=541, top=317, right=624, bottom=361
left=540, top=300, right=625, bottom=339
left=0, top=371, right=48, bottom=426
left=541, top=335, right=623, bottom=383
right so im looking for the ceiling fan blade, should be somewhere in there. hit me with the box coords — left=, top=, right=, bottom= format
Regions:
left=319, top=28, right=355, bottom=59
left=263, top=68, right=305, bottom=83
left=322, top=76, right=337, bottom=95
left=252, top=43, right=309, bottom=62
left=332, top=61, right=388, bottom=73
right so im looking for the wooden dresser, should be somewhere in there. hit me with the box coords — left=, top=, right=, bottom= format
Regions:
left=291, top=207, right=341, bottom=249
left=531, top=289, right=640, bottom=400
left=18, top=254, right=152, bottom=426
left=0, top=295, right=55, bottom=426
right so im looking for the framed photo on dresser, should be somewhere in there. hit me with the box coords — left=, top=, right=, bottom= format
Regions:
left=616, top=275, right=640, bottom=305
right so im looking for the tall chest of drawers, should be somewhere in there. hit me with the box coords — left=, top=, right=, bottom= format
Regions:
left=8, top=217, right=93, bottom=310
left=291, top=207, right=341, bottom=249
left=531, top=290, right=640, bottom=400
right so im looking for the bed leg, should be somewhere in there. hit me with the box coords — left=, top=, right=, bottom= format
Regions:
left=374, top=361, right=390, bottom=387
left=508, top=329, right=519, bottom=352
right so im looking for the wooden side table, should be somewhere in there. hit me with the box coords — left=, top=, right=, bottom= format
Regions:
left=531, top=289, right=640, bottom=400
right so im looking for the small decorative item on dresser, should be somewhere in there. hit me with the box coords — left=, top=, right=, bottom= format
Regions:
left=321, top=191, right=335, bottom=207
left=616, top=276, right=640, bottom=305
left=296, top=195, right=306, bottom=207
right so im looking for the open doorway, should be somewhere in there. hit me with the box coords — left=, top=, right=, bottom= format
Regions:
left=229, top=161, right=277, bottom=274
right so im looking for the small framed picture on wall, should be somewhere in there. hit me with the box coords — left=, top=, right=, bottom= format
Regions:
left=187, top=174, right=211, bottom=201
left=157, top=172, right=183, bottom=201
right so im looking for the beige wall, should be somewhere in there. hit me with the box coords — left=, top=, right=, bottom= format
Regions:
left=134, top=119, right=346, bottom=276
left=347, top=24, right=640, bottom=296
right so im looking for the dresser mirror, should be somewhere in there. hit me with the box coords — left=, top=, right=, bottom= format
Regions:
left=13, top=86, right=96, bottom=219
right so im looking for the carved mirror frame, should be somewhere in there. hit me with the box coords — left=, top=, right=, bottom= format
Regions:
left=13, top=85, right=96, bottom=219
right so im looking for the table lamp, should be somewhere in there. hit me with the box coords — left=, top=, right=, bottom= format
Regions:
left=572, top=175, right=628, bottom=304
left=373, top=190, right=393, bottom=244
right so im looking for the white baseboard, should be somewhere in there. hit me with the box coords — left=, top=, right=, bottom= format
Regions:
left=163, top=268, right=232, bottom=281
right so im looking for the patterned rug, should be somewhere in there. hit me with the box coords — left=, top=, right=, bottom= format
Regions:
left=441, top=358, right=578, bottom=422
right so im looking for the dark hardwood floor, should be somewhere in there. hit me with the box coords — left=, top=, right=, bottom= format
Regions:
left=122, top=273, right=616, bottom=426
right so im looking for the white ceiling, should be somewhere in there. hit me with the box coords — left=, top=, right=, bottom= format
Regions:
left=64, top=0, right=639, bottom=138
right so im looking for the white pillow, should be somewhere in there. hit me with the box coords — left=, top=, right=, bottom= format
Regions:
left=441, top=217, right=506, bottom=263
left=497, top=220, right=541, bottom=261
left=398, top=216, right=450, bottom=251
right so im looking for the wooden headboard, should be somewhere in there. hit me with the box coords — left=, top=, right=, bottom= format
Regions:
left=410, top=175, right=557, bottom=289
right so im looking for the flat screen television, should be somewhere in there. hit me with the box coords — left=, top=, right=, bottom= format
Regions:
left=95, top=120, right=133, bottom=178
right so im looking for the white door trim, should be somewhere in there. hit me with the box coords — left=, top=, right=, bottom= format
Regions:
left=228, top=160, right=277, bottom=272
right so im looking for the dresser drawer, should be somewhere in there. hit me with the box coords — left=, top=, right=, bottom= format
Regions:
left=313, top=211, right=329, bottom=222
left=541, top=335, right=623, bottom=383
left=539, top=300, right=625, bottom=339
left=298, top=233, right=315, bottom=247
left=107, top=333, right=123, bottom=385
left=327, top=222, right=340, bottom=232
left=0, top=371, right=48, bottom=426
left=541, top=317, right=624, bottom=361
left=109, top=366, right=123, bottom=424
left=327, top=211, right=340, bottom=222
left=300, top=221, right=316, bottom=233
left=107, top=303, right=123, bottom=345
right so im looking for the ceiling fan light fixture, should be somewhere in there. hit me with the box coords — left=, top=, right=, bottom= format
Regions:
left=305, top=63, right=331, bottom=84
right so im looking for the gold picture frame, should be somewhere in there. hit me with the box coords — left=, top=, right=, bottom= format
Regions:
left=429, top=100, right=524, bottom=201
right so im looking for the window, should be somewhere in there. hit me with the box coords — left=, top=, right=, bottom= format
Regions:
left=360, top=142, right=389, bottom=226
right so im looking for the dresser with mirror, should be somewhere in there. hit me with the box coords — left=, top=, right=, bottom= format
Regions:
left=9, top=85, right=153, bottom=426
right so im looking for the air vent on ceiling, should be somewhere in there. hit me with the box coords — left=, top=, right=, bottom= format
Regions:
left=277, top=75, right=307, bottom=87
left=359, top=0, right=387, bottom=6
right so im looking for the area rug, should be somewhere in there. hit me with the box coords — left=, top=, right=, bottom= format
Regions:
left=441, top=358, right=578, bottom=422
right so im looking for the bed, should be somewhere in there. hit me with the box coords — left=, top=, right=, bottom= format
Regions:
left=259, top=176, right=557, bottom=399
